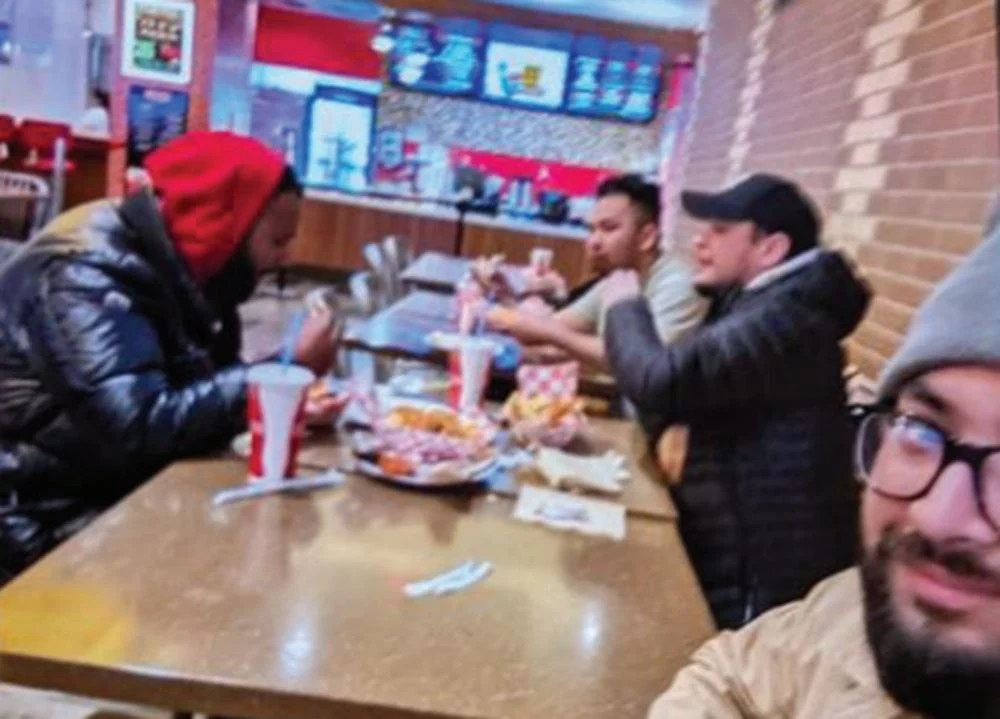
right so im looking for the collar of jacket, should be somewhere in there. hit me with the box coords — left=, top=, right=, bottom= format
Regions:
left=745, top=247, right=823, bottom=292
left=116, top=189, right=222, bottom=344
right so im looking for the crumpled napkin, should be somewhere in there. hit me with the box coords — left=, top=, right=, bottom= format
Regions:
left=534, top=448, right=630, bottom=496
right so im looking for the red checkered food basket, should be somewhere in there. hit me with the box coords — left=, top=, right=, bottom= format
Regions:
left=508, top=362, right=585, bottom=447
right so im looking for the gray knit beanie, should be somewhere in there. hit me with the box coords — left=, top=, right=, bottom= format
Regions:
left=878, top=197, right=1000, bottom=400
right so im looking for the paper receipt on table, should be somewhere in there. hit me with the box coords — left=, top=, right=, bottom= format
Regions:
left=512, top=486, right=626, bottom=541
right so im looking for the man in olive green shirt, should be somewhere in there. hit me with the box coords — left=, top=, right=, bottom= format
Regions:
left=489, top=175, right=705, bottom=370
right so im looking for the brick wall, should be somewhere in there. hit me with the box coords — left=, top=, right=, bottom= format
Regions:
left=674, top=0, right=1000, bottom=379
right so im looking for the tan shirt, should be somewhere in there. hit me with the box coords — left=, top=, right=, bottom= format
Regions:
left=564, top=251, right=707, bottom=345
left=650, top=569, right=919, bottom=719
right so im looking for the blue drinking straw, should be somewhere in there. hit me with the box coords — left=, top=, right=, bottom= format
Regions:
left=280, top=309, right=307, bottom=370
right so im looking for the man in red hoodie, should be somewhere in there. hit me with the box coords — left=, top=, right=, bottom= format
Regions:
left=0, top=132, right=334, bottom=582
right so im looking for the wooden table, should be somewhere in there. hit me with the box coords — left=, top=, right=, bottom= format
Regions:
left=401, top=252, right=528, bottom=297
left=345, top=292, right=616, bottom=399
left=0, top=458, right=713, bottom=719
left=296, top=415, right=675, bottom=521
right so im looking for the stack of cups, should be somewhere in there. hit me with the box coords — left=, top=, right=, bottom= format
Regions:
left=529, top=247, right=554, bottom=276
left=246, top=363, right=315, bottom=482
left=448, top=337, right=495, bottom=413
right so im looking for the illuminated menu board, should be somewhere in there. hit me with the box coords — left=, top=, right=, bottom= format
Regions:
left=480, top=23, right=573, bottom=111
left=566, top=40, right=664, bottom=123
left=388, top=15, right=665, bottom=124
left=388, top=17, right=483, bottom=97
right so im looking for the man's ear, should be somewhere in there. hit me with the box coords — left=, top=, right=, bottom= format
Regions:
left=760, top=231, right=792, bottom=269
left=638, top=221, right=660, bottom=255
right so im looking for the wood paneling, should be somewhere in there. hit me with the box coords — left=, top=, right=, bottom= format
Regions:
left=291, top=197, right=456, bottom=269
left=292, top=195, right=590, bottom=285
left=461, top=224, right=589, bottom=286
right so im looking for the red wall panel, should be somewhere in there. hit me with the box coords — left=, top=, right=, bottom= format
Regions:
left=253, top=5, right=381, bottom=80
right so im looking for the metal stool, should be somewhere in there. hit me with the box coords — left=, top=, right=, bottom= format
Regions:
left=0, top=170, right=51, bottom=240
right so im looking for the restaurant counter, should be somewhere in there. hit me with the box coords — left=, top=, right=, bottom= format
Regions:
left=291, top=189, right=591, bottom=285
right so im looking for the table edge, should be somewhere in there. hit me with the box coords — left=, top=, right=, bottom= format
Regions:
left=0, top=651, right=464, bottom=719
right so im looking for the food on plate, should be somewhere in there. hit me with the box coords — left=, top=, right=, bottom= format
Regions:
left=502, top=391, right=584, bottom=426
left=377, top=452, right=415, bottom=477
left=368, top=404, right=495, bottom=472
left=382, top=406, right=479, bottom=439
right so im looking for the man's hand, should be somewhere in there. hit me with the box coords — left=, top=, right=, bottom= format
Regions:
left=304, top=391, right=350, bottom=428
left=486, top=307, right=557, bottom=346
left=523, top=270, right=568, bottom=301
left=294, top=308, right=340, bottom=376
left=517, top=296, right=555, bottom=318
left=601, top=270, right=642, bottom=309
left=521, top=344, right=569, bottom=364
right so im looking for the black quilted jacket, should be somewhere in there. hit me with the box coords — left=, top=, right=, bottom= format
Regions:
left=0, top=191, right=249, bottom=582
left=605, top=251, right=871, bottom=629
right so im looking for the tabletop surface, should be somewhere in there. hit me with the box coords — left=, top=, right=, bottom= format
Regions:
left=400, top=252, right=528, bottom=297
left=292, top=415, right=677, bottom=521
left=0, top=458, right=713, bottom=719
left=344, top=292, right=616, bottom=399
left=344, top=290, right=523, bottom=373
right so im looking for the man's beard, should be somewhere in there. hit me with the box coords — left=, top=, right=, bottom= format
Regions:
left=202, top=242, right=258, bottom=311
left=861, top=530, right=1000, bottom=719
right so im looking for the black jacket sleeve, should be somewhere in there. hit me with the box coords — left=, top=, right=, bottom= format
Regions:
left=604, top=294, right=841, bottom=427
left=23, top=268, right=249, bottom=477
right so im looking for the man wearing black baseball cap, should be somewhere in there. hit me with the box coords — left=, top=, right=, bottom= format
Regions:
left=600, top=173, right=872, bottom=628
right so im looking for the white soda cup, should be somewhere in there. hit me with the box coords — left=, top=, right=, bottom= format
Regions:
left=247, top=363, right=315, bottom=482
left=448, top=337, right=495, bottom=412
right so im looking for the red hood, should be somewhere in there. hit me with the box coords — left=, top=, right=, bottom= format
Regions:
left=144, top=131, right=286, bottom=284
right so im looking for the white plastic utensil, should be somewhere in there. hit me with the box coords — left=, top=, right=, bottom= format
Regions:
left=212, top=471, right=345, bottom=507
left=404, top=560, right=493, bottom=598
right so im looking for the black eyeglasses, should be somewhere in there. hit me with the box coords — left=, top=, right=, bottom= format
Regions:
left=855, top=410, right=1000, bottom=532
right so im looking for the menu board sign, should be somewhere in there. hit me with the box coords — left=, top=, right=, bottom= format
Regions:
left=387, top=13, right=664, bottom=124
left=481, top=23, right=572, bottom=111
left=126, top=85, right=189, bottom=167
left=389, top=17, right=482, bottom=97
left=121, top=0, right=195, bottom=85
left=567, top=39, right=663, bottom=123
left=564, top=35, right=606, bottom=115
left=621, top=45, right=665, bottom=123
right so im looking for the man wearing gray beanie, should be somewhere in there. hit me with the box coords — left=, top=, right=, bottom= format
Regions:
left=649, top=201, right=1000, bottom=719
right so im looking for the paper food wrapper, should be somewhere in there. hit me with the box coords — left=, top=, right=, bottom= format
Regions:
left=535, top=447, right=629, bottom=496
left=513, top=486, right=625, bottom=541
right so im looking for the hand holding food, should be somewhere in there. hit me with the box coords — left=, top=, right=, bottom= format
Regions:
left=294, top=308, right=340, bottom=376
left=485, top=307, right=555, bottom=345
left=303, top=380, right=350, bottom=427
left=470, top=255, right=515, bottom=301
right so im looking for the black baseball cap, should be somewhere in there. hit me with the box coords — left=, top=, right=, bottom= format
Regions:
left=681, top=173, right=821, bottom=256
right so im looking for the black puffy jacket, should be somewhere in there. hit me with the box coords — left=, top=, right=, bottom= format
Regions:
left=605, top=250, right=871, bottom=629
left=0, top=191, right=249, bottom=581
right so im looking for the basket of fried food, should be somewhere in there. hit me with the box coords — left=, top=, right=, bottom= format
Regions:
left=501, top=391, right=586, bottom=449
